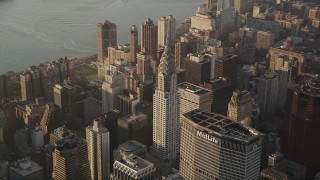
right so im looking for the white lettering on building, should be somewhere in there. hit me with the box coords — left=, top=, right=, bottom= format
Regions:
left=196, top=131, right=219, bottom=144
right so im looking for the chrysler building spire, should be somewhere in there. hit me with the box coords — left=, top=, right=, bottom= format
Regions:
left=158, top=39, right=175, bottom=76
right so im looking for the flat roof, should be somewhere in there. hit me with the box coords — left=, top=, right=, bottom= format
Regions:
left=178, top=82, right=211, bottom=95
left=216, top=54, right=238, bottom=62
left=261, top=167, right=288, bottom=179
left=54, top=137, right=86, bottom=151
left=208, top=76, right=230, bottom=84
left=121, top=112, right=147, bottom=123
left=15, top=100, right=36, bottom=109
left=184, top=110, right=262, bottom=143
left=116, top=154, right=154, bottom=172
left=290, top=82, right=320, bottom=97
left=10, top=160, right=42, bottom=177
left=119, top=140, right=146, bottom=153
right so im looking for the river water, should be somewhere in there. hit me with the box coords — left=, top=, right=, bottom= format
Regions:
left=0, top=0, right=201, bottom=73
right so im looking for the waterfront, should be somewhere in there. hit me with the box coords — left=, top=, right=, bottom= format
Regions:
left=0, top=0, right=201, bottom=73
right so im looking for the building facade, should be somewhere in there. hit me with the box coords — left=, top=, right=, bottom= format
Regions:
left=141, top=18, right=157, bottom=60
left=158, top=15, right=176, bottom=46
left=152, top=40, right=180, bottom=167
left=107, top=44, right=130, bottom=65
left=256, top=31, right=274, bottom=51
left=178, top=82, right=212, bottom=117
left=257, top=70, right=279, bottom=122
left=184, top=53, right=212, bottom=86
left=111, top=153, right=156, bottom=180
left=238, top=27, right=256, bottom=64
left=86, top=119, right=110, bottom=180
left=117, top=112, right=149, bottom=146
left=261, top=153, right=306, bottom=180
left=97, top=20, right=117, bottom=63
left=102, top=70, right=124, bottom=113
left=214, top=54, right=238, bottom=84
left=204, top=77, right=233, bottom=115
left=20, top=67, right=42, bottom=101
left=234, top=0, right=253, bottom=14
left=282, top=83, right=320, bottom=179
left=180, top=110, right=262, bottom=180
left=136, top=49, right=151, bottom=83
left=130, top=25, right=138, bottom=64
left=227, top=90, right=253, bottom=127
left=52, top=129, right=90, bottom=180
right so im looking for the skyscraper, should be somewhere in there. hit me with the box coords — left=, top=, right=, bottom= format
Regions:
left=282, top=83, right=320, bottom=178
left=20, top=67, right=42, bottom=101
left=97, top=20, right=117, bottom=63
left=130, top=25, right=138, bottom=64
left=86, top=118, right=110, bottom=180
left=53, top=84, right=76, bottom=127
left=136, top=49, right=151, bottom=83
left=257, top=70, right=279, bottom=122
left=227, top=90, right=253, bottom=127
left=158, top=15, right=176, bottom=47
left=238, top=27, right=257, bottom=64
left=174, top=42, right=196, bottom=69
left=51, top=127, right=90, bottom=180
left=234, top=0, right=253, bottom=14
left=117, top=112, right=149, bottom=145
left=214, top=54, right=239, bottom=84
left=217, top=0, right=234, bottom=11
left=269, top=54, right=292, bottom=111
left=204, top=77, right=233, bottom=115
left=216, top=7, right=238, bottom=38
left=141, top=18, right=157, bottom=60
left=102, top=70, right=124, bottom=113
left=184, top=53, right=212, bottom=86
left=180, top=110, right=262, bottom=180
left=152, top=40, right=180, bottom=167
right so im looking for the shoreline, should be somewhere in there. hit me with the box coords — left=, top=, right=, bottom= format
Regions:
left=0, top=54, right=98, bottom=76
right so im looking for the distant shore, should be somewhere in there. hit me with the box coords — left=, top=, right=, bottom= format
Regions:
left=0, top=54, right=98, bottom=76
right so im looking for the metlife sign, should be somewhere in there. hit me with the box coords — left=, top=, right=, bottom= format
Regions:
left=196, top=131, right=219, bottom=144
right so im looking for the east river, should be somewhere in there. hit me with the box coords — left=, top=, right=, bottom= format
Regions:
left=0, top=0, right=201, bottom=73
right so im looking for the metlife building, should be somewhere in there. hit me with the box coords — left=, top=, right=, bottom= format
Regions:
left=180, top=110, right=262, bottom=180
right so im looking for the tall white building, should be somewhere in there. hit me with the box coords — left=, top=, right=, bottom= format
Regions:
left=152, top=40, right=180, bottom=167
left=86, top=118, right=110, bottom=180
left=158, top=15, right=176, bottom=46
left=102, top=69, right=124, bottom=113
left=191, top=5, right=215, bottom=31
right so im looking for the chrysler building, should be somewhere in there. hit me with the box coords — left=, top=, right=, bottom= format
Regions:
left=152, top=39, right=180, bottom=167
